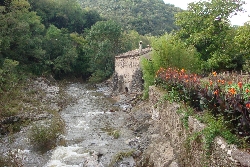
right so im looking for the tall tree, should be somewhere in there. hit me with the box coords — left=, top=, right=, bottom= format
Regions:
left=43, top=25, right=78, bottom=77
left=0, top=0, right=45, bottom=69
left=70, top=32, right=90, bottom=78
left=85, top=20, right=122, bottom=82
left=234, top=23, right=250, bottom=72
left=29, top=0, right=102, bottom=34
left=175, top=0, right=245, bottom=71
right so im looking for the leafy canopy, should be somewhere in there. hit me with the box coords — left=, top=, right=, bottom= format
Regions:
left=79, top=0, right=181, bottom=35
left=142, top=33, right=201, bottom=98
left=175, top=0, right=246, bottom=71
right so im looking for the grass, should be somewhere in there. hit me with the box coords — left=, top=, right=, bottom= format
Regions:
left=108, top=130, right=120, bottom=139
left=101, top=127, right=121, bottom=139
left=178, top=106, right=239, bottom=160
left=0, top=76, right=76, bottom=164
left=109, top=150, right=134, bottom=167
left=28, top=116, right=64, bottom=152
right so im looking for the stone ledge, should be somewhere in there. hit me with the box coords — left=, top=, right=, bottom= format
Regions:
left=148, top=85, right=250, bottom=167
left=115, top=47, right=152, bottom=58
left=232, top=149, right=250, bottom=166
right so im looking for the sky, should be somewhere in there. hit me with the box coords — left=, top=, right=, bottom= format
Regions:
left=163, top=0, right=250, bottom=26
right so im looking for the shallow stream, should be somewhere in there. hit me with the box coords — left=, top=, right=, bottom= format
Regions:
left=0, top=83, right=137, bottom=167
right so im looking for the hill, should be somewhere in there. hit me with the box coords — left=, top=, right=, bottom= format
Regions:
left=79, top=0, right=182, bottom=36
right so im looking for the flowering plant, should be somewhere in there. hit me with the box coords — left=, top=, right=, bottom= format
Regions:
left=155, top=68, right=250, bottom=141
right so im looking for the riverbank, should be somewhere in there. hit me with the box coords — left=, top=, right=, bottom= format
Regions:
left=0, top=77, right=75, bottom=166
left=0, top=77, right=158, bottom=166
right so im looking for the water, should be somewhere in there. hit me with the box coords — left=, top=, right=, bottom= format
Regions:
left=45, top=83, right=136, bottom=166
left=0, top=83, right=136, bottom=167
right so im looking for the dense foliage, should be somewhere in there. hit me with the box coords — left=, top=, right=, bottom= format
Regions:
left=79, top=0, right=181, bottom=35
left=85, top=20, right=122, bottom=82
left=141, top=34, right=201, bottom=98
left=141, top=0, right=250, bottom=147
left=29, top=0, right=103, bottom=34
left=155, top=68, right=250, bottom=144
left=175, top=0, right=247, bottom=71
left=0, top=0, right=45, bottom=67
left=142, top=0, right=250, bottom=97
left=0, top=0, right=154, bottom=127
left=0, top=0, right=150, bottom=80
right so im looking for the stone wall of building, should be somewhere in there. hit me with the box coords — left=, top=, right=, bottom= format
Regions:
left=147, top=86, right=250, bottom=167
left=113, top=47, right=151, bottom=94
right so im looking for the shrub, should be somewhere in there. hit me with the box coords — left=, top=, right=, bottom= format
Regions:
left=155, top=68, right=250, bottom=145
left=29, top=117, right=64, bottom=151
left=0, top=59, right=19, bottom=93
left=141, top=33, right=202, bottom=99
left=141, top=58, right=155, bottom=99
left=88, top=69, right=110, bottom=83
left=0, top=59, right=22, bottom=117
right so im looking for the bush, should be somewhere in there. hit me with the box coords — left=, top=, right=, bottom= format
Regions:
left=88, top=70, right=110, bottom=83
left=141, top=33, right=202, bottom=99
left=141, top=58, right=155, bottom=99
left=150, top=34, right=202, bottom=73
left=0, top=59, right=19, bottom=93
left=155, top=68, right=250, bottom=146
left=0, top=59, right=22, bottom=117
left=29, top=117, right=64, bottom=151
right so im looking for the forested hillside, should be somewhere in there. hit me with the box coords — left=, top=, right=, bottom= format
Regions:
left=79, top=0, right=182, bottom=35
left=0, top=0, right=151, bottom=82
left=0, top=0, right=150, bottom=137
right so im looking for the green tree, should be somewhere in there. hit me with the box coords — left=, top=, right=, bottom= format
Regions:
left=80, top=0, right=181, bottom=35
left=150, top=34, right=201, bottom=73
left=142, top=33, right=201, bottom=98
left=29, top=0, right=102, bottom=34
left=86, top=20, right=122, bottom=82
left=70, top=33, right=91, bottom=78
left=234, top=23, right=250, bottom=72
left=120, top=30, right=151, bottom=52
left=0, top=0, right=45, bottom=70
left=175, top=0, right=245, bottom=71
left=43, top=25, right=78, bottom=77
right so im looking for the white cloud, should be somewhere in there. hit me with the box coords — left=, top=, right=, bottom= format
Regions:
left=163, top=0, right=250, bottom=25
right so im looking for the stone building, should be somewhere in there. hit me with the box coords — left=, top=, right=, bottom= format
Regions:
left=112, top=42, right=151, bottom=94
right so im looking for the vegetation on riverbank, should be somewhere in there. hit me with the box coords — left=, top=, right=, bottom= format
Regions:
left=141, top=0, right=250, bottom=152
left=155, top=68, right=249, bottom=145
left=0, top=0, right=151, bottom=139
left=1, top=0, right=250, bottom=164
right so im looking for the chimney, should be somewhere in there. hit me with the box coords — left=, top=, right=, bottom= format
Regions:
left=139, top=41, right=142, bottom=54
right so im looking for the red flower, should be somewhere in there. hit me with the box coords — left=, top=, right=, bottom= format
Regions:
left=221, top=80, right=225, bottom=85
left=209, top=80, right=213, bottom=86
left=229, top=88, right=236, bottom=95
left=246, top=103, right=250, bottom=110
left=246, top=89, right=250, bottom=93
left=238, top=82, right=243, bottom=89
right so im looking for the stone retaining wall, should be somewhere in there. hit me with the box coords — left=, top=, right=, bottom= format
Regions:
left=148, top=86, right=250, bottom=167
left=113, top=47, right=151, bottom=94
